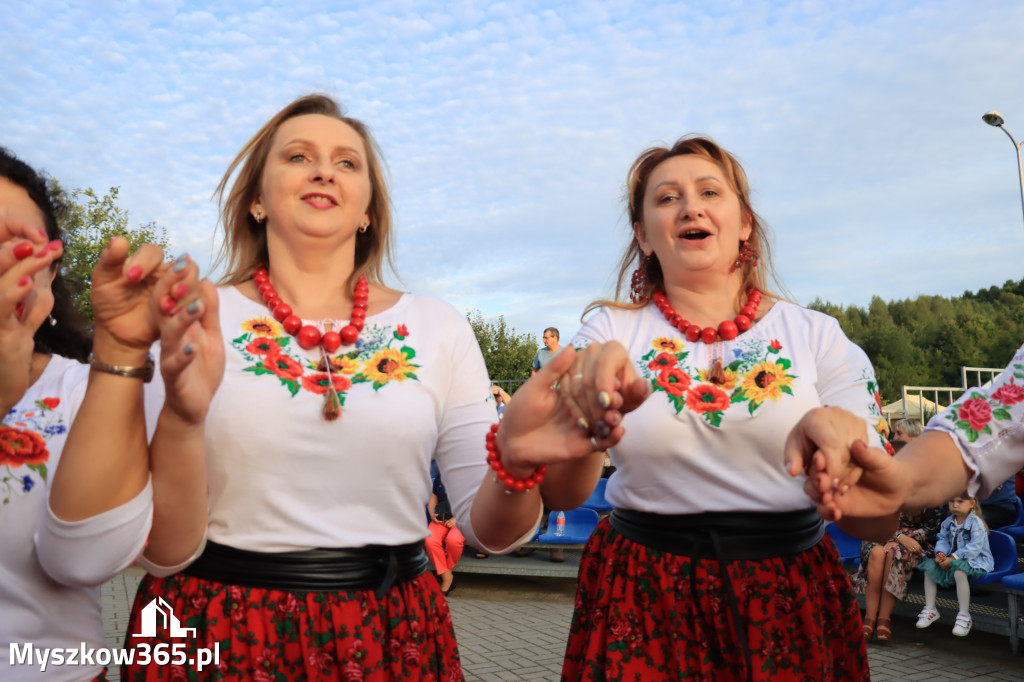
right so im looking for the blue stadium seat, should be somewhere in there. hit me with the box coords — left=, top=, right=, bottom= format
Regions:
left=824, top=522, right=862, bottom=569
left=537, top=508, right=600, bottom=544
left=969, top=530, right=1017, bottom=586
left=580, top=478, right=613, bottom=513
left=997, top=496, right=1024, bottom=541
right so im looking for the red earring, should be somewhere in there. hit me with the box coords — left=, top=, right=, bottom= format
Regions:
left=730, top=240, right=759, bottom=273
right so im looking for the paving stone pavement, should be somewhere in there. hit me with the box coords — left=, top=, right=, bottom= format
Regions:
left=102, top=568, right=1024, bottom=681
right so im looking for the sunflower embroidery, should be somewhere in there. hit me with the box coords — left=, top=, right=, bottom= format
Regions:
left=232, top=317, right=420, bottom=408
left=639, top=337, right=798, bottom=427
left=241, top=316, right=283, bottom=337
left=734, top=360, right=795, bottom=411
left=354, top=346, right=420, bottom=389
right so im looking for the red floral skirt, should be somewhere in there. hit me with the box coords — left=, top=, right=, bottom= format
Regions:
left=122, top=571, right=462, bottom=681
left=562, top=517, right=868, bottom=681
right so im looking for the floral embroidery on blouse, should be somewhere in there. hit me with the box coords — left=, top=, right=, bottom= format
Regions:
left=944, top=360, right=1024, bottom=443
left=638, top=336, right=797, bottom=428
left=861, top=371, right=895, bottom=454
left=233, top=319, right=420, bottom=405
left=1, top=397, right=63, bottom=504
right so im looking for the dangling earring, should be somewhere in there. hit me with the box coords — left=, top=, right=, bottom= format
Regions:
left=630, top=252, right=651, bottom=303
left=253, top=209, right=264, bottom=223
left=358, top=222, right=369, bottom=234
left=730, top=240, right=760, bottom=273
left=48, top=315, right=57, bottom=327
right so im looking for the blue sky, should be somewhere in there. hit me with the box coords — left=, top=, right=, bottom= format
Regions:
left=4, top=0, right=1024, bottom=348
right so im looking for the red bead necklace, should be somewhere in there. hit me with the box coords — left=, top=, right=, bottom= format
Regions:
left=652, top=288, right=762, bottom=385
left=251, top=267, right=369, bottom=421
left=252, top=267, right=369, bottom=352
left=652, top=288, right=762, bottom=343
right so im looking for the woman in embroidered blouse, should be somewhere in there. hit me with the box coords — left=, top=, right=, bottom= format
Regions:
left=545, top=136, right=888, bottom=681
left=0, top=148, right=179, bottom=681
left=73, top=94, right=603, bottom=682
left=787, top=342, right=1024, bottom=543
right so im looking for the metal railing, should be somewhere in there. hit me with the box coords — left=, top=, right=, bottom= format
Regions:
left=893, top=366, right=1004, bottom=423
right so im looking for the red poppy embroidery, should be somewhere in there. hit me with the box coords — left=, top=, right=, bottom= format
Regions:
left=769, top=339, right=783, bottom=352
left=0, top=426, right=50, bottom=467
left=655, top=367, right=691, bottom=397
left=41, top=397, right=60, bottom=410
left=300, top=373, right=354, bottom=395
left=648, top=352, right=678, bottom=371
left=686, top=384, right=731, bottom=413
left=246, top=337, right=282, bottom=356
left=262, top=352, right=304, bottom=382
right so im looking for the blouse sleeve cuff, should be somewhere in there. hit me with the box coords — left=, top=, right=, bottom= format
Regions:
left=137, top=535, right=208, bottom=578
left=470, top=504, right=544, bottom=555
left=37, top=477, right=153, bottom=587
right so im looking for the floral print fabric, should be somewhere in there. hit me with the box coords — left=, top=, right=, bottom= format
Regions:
left=1, top=396, right=65, bottom=504
left=124, top=572, right=462, bottom=681
left=562, top=519, right=869, bottom=682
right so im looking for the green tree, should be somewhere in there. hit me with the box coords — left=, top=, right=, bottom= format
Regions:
left=54, top=182, right=170, bottom=321
left=466, top=310, right=537, bottom=391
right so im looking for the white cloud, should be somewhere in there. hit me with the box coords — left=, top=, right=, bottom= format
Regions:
left=2, top=0, right=1024, bottom=343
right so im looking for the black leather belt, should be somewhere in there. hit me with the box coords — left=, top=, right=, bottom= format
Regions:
left=610, top=507, right=823, bottom=560
left=183, top=540, right=430, bottom=599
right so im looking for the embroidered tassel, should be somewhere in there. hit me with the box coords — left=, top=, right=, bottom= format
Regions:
left=319, top=336, right=342, bottom=421
left=322, top=386, right=342, bottom=421
left=709, top=359, right=726, bottom=385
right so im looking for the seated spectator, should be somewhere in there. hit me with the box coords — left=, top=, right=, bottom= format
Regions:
left=856, top=503, right=946, bottom=641
left=981, top=475, right=1018, bottom=528
left=891, top=417, right=922, bottom=445
left=426, top=471, right=464, bottom=595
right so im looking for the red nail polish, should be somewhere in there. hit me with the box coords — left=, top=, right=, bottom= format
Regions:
left=13, top=242, right=34, bottom=260
left=47, top=239, right=63, bottom=251
left=18, top=276, right=30, bottom=287
left=128, top=265, right=143, bottom=282
left=37, top=229, right=47, bottom=239
left=173, top=283, right=189, bottom=300
left=15, top=302, right=25, bottom=319
left=160, top=296, right=175, bottom=313
left=35, top=248, right=49, bottom=259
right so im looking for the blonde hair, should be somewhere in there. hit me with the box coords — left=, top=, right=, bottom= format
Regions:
left=585, top=135, right=787, bottom=318
left=212, top=94, right=395, bottom=292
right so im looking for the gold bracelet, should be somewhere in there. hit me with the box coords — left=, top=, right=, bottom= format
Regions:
left=88, top=353, right=155, bottom=383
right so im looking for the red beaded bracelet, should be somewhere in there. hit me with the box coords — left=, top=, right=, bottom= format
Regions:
left=485, top=423, right=547, bottom=492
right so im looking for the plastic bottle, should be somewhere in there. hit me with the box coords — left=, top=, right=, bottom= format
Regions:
left=554, top=511, right=566, bottom=536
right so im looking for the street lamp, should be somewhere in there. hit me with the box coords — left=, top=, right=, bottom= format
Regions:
left=982, top=110, right=1024, bottom=227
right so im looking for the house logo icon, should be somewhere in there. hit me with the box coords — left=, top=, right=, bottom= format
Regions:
left=132, top=597, right=197, bottom=639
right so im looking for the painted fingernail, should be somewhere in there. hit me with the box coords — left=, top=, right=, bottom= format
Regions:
left=37, top=229, right=47, bottom=239
left=13, top=241, right=34, bottom=260
left=17, top=275, right=31, bottom=287
left=803, top=465, right=810, bottom=476
left=173, top=283, right=189, bottom=300
left=47, top=239, right=63, bottom=251
left=172, top=256, right=188, bottom=273
left=128, top=265, right=143, bottom=282
left=183, top=343, right=194, bottom=356
left=594, top=421, right=611, bottom=439
left=577, top=417, right=589, bottom=431
left=160, top=296, right=175, bottom=313
left=598, top=391, right=611, bottom=409
left=187, top=300, right=200, bottom=315
left=35, top=247, right=49, bottom=258
left=831, top=477, right=840, bottom=492
left=838, top=484, right=849, bottom=496
left=15, top=302, right=25, bottom=319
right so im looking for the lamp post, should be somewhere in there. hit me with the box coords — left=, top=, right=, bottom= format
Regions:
left=982, top=110, right=1024, bottom=227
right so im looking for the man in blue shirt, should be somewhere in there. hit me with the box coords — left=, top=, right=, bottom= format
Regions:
left=531, top=327, right=561, bottom=376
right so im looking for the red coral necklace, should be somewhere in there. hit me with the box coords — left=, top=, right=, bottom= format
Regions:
left=652, top=288, right=762, bottom=384
left=252, top=267, right=369, bottom=420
